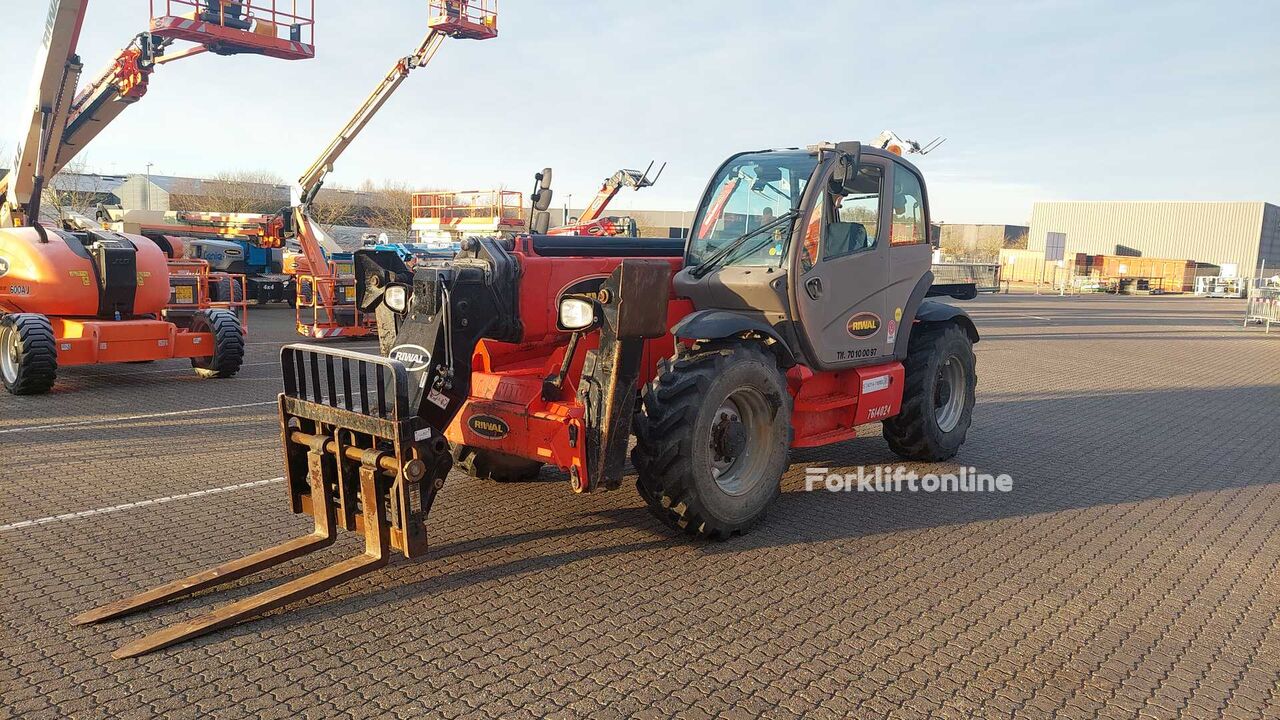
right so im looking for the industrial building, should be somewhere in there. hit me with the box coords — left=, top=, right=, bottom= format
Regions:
left=1027, top=201, right=1280, bottom=277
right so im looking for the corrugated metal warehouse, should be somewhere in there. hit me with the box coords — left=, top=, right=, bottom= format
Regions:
left=1028, top=201, right=1280, bottom=276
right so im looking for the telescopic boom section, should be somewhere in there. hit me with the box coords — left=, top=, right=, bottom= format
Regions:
left=289, top=29, right=447, bottom=307
left=1, top=0, right=90, bottom=227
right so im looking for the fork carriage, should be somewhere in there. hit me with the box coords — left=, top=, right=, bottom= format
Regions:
left=73, top=346, right=454, bottom=658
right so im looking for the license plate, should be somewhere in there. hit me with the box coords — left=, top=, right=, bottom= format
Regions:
left=175, top=286, right=194, bottom=303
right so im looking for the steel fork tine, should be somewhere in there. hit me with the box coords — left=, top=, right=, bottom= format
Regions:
left=73, top=454, right=335, bottom=627
left=72, top=533, right=334, bottom=626
left=110, top=466, right=389, bottom=660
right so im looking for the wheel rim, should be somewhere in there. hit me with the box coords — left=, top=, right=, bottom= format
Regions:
left=934, top=355, right=966, bottom=433
left=707, top=387, right=772, bottom=496
left=0, top=325, right=19, bottom=384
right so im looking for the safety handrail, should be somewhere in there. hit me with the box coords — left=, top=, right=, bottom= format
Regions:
left=151, top=0, right=316, bottom=45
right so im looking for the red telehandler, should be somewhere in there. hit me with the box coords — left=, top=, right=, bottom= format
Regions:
left=77, top=138, right=979, bottom=658
left=550, top=162, right=664, bottom=237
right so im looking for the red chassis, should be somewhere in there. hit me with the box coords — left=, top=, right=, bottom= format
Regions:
left=442, top=236, right=905, bottom=491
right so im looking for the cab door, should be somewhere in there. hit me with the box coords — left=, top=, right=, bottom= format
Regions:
left=884, top=160, right=935, bottom=355
left=790, top=154, right=894, bottom=369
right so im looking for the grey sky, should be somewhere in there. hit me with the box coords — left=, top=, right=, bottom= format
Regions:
left=1, top=1, right=1276, bottom=224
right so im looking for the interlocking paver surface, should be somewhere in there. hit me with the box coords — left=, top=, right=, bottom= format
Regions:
left=2, top=295, right=1278, bottom=719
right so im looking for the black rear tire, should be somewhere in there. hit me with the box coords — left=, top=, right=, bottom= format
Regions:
left=0, top=314, right=58, bottom=396
left=189, top=309, right=245, bottom=379
left=882, top=323, right=976, bottom=461
left=453, top=445, right=544, bottom=482
left=632, top=343, right=790, bottom=539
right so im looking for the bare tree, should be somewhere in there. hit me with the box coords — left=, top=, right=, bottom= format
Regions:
left=359, top=179, right=414, bottom=241
left=973, top=234, right=1005, bottom=263
left=40, top=157, right=109, bottom=223
left=170, top=170, right=287, bottom=215
left=307, top=185, right=361, bottom=237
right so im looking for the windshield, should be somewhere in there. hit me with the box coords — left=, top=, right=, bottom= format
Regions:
left=686, top=150, right=818, bottom=267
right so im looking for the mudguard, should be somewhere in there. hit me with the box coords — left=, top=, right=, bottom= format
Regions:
left=671, top=309, right=797, bottom=367
left=913, top=299, right=979, bottom=342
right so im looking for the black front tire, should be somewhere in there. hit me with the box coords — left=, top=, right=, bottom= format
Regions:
left=453, top=445, right=544, bottom=482
left=189, top=309, right=245, bottom=379
left=0, top=314, right=58, bottom=396
left=882, top=323, right=976, bottom=461
left=632, top=343, right=790, bottom=539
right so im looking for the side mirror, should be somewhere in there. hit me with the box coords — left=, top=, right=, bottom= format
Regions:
left=532, top=167, right=554, bottom=211
left=531, top=210, right=551, bottom=234
left=831, top=146, right=862, bottom=193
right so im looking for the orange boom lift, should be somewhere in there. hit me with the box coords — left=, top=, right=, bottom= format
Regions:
left=287, top=0, right=498, bottom=339
left=0, top=0, right=314, bottom=394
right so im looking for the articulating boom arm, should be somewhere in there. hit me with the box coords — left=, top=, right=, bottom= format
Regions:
left=3, top=0, right=313, bottom=228
left=295, top=30, right=446, bottom=209
left=289, top=26, right=450, bottom=293
left=53, top=33, right=171, bottom=183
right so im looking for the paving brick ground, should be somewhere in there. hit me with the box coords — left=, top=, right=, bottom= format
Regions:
left=2, top=295, right=1278, bottom=719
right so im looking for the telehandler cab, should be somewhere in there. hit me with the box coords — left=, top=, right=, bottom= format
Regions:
left=77, top=141, right=979, bottom=658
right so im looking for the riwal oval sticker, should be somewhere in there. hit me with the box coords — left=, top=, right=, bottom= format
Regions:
left=846, top=312, right=882, bottom=339
left=468, top=414, right=510, bottom=440
left=389, top=344, right=431, bottom=372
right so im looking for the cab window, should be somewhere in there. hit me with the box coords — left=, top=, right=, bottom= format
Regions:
left=826, top=165, right=882, bottom=260
left=891, top=166, right=927, bottom=245
left=800, top=164, right=883, bottom=271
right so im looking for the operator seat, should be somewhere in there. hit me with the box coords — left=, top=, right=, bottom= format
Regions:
left=825, top=221, right=870, bottom=257
left=203, top=1, right=252, bottom=31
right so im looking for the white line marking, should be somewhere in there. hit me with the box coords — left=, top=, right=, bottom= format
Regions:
left=1, top=388, right=373, bottom=435
left=78, top=361, right=278, bottom=377
left=0, top=478, right=284, bottom=532
left=0, top=401, right=276, bottom=435
left=246, top=341, right=377, bottom=347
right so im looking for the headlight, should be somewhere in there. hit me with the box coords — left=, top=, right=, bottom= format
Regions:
left=384, top=284, right=409, bottom=313
left=558, top=297, right=599, bottom=331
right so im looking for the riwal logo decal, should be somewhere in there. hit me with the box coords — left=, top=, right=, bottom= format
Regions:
left=468, top=414, right=510, bottom=440
left=389, top=344, right=431, bottom=372
left=0, top=256, right=9, bottom=277
left=846, top=312, right=882, bottom=339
